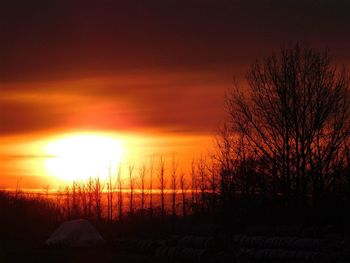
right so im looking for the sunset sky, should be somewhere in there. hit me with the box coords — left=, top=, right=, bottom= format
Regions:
left=1, top=0, right=350, bottom=189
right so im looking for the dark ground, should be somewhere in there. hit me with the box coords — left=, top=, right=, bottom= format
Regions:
left=2, top=248, right=158, bottom=263
left=1, top=223, right=349, bottom=263
left=1, top=192, right=350, bottom=262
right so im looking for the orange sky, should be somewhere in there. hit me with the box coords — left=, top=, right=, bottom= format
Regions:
left=0, top=72, right=226, bottom=189
left=1, top=0, right=350, bottom=189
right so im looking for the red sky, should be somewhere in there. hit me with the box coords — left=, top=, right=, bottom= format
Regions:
left=1, top=0, right=350, bottom=188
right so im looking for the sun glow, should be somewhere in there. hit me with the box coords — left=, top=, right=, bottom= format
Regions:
left=44, top=133, right=124, bottom=182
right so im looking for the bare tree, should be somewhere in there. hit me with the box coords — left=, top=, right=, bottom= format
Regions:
left=215, top=124, right=236, bottom=198
left=128, top=163, right=135, bottom=215
left=207, top=159, right=218, bottom=212
left=190, top=159, right=197, bottom=215
left=94, top=177, right=103, bottom=221
left=226, top=43, right=350, bottom=203
left=64, top=185, right=71, bottom=219
left=171, top=157, right=178, bottom=218
left=107, top=164, right=113, bottom=223
left=71, top=181, right=80, bottom=218
left=139, top=164, right=146, bottom=216
left=149, top=157, right=154, bottom=217
left=78, top=183, right=88, bottom=218
left=179, top=171, right=187, bottom=217
left=15, top=178, right=21, bottom=200
left=87, top=177, right=94, bottom=219
left=198, top=157, right=207, bottom=213
left=116, top=165, right=123, bottom=221
left=158, top=157, right=166, bottom=217
left=45, top=184, right=50, bottom=199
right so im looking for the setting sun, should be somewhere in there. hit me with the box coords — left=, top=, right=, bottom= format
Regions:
left=44, top=134, right=124, bottom=182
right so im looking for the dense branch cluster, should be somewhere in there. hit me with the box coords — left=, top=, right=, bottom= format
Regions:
left=220, top=43, right=350, bottom=206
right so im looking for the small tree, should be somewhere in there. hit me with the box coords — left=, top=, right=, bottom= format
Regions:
left=149, top=157, right=154, bottom=217
left=107, top=164, right=113, bottom=222
left=116, top=165, right=123, bottom=221
left=190, top=159, right=197, bottom=215
left=64, top=185, right=71, bottom=219
left=158, top=157, right=166, bottom=217
left=198, top=157, right=207, bottom=213
left=179, top=171, right=187, bottom=217
left=94, top=177, right=103, bottom=222
left=171, top=157, right=178, bottom=218
left=139, top=164, right=146, bottom=216
left=71, top=181, right=80, bottom=218
left=128, top=163, right=135, bottom=215
left=87, top=177, right=94, bottom=219
left=207, top=159, right=218, bottom=212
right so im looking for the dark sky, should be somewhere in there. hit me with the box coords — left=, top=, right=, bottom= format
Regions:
left=2, top=0, right=350, bottom=81
left=1, top=0, right=350, bottom=136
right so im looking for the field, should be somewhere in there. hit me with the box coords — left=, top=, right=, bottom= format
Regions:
left=1, top=188, right=350, bottom=263
left=2, top=222, right=349, bottom=263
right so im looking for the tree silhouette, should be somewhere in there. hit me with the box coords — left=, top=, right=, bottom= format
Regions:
left=128, top=163, right=135, bottom=215
left=171, top=157, right=178, bottom=219
left=139, top=164, right=146, bottom=217
left=158, top=157, right=166, bottom=218
left=225, top=43, right=350, bottom=204
left=116, top=165, right=123, bottom=221
left=179, top=171, right=187, bottom=217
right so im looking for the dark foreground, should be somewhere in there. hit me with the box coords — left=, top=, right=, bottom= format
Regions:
left=2, top=191, right=350, bottom=262
left=3, top=247, right=154, bottom=263
left=1, top=224, right=350, bottom=263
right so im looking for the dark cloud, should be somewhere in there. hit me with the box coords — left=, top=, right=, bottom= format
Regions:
left=1, top=0, right=350, bottom=136
left=0, top=72, right=228, bottom=135
left=0, top=99, right=68, bottom=134
left=1, top=0, right=350, bottom=82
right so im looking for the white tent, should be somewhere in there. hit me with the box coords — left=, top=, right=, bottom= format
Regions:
left=46, top=219, right=105, bottom=247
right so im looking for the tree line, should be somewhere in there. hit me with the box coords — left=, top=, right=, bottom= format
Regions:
left=53, top=156, right=222, bottom=223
